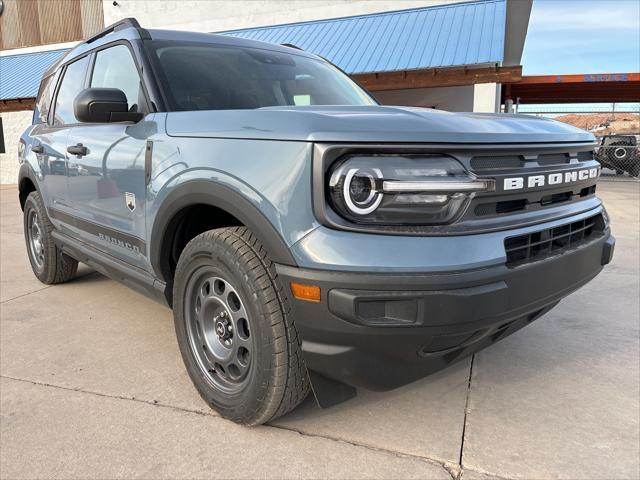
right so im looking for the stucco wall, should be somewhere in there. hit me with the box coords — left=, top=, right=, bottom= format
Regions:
left=473, top=83, right=501, bottom=113
left=102, top=0, right=462, bottom=32
left=373, top=85, right=476, bottom=112
left=0, top=110, right=32, bottom=184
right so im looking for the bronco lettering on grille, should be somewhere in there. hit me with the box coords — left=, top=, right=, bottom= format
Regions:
left=503, top=168, right=600, bottom=191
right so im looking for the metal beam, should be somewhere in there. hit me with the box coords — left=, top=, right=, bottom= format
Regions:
left=504, top=73, right=640, bottom=104
left=0, top=98, right=35, bottom=112
left=353, top=65, right=523, bottom=92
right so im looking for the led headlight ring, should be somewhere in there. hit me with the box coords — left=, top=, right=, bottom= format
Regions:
left=343, top=168, right=383, bottom=215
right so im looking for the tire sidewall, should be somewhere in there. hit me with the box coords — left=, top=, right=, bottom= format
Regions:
left=23, top=193, right=53, bottom=283
left=173, top=233, right=279, bottom=421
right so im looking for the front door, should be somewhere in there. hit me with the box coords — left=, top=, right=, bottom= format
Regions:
left=34, top=58, right=90, bottom=217
left=66, top=43, right=152, bottom=269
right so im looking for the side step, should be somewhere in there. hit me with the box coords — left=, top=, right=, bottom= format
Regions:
left=51, top=229, right=168, bottom=306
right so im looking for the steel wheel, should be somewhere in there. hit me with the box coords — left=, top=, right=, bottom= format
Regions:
left=184, top=269, right=253, bottom=393
left=173, top=227, right=309, bottom=424
left=27, top=210, right=45, bottom=272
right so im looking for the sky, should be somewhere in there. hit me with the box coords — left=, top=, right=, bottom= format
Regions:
left=518, top=0, right=639, bottom=113
left=522, top=0, right=640, bottom=75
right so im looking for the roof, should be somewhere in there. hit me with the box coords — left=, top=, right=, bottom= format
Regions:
left=0, top=49, right=68, bottom=101
left=0, top=0, right=508, bottom=101
left=220, top=0, right=507, bottom=74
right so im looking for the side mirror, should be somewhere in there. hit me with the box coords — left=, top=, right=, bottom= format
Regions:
left=74, top=88, right=143, bottom=123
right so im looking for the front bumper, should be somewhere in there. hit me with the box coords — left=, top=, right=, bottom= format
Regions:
left=277, top=227, right=615, bottom=392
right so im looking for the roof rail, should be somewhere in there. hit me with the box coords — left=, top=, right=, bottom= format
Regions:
left=86, top=17, right=151, bottom=44
left=281, top=43, right=303, bottom=51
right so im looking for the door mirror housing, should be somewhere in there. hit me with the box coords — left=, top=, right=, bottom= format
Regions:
left=74, top=88, right=143, bottom=123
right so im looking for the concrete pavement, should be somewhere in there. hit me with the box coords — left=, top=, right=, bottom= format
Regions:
left=1, top=181, right=638, bottom=479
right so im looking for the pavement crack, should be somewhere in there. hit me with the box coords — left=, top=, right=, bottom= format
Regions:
left=1, top=271, right=97, bottom=304
left=457, top=354, right=475, bottom=477
left=1, top=374, right=455, bottom=476
left=1, top=285, right=54, bottom=304
left=460, top=466, right=513, bottom=480
left=0, top=374, right=213, bottom=418
left=267, top=422, right=454, bottom=475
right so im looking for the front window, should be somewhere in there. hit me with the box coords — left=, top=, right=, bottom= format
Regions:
left=149, top=41, right=376, bottom=111
left=53, top=55, right=90, bottom=126
left=90, top=44, right=146, bottom=113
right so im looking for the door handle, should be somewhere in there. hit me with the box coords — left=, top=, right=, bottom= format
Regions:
left=31, top=144, right=44, bottom=154
left=67, top=143, right=88, bottom=157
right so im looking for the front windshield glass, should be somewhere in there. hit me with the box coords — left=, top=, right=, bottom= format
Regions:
left=149, top=41, right=377, bottom=111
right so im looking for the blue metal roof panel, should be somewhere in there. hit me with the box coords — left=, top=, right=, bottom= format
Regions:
left=0, top=49, right=68, bottom=100
left=0, top=0, right=506, bottom=100
left=221, top=0, right=506, bottom=74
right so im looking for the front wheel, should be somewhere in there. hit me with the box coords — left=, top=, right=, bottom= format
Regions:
left=173, top=227, right=309, bottom=425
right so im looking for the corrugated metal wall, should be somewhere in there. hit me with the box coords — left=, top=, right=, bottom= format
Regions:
left=0, top=0, right=104, bottom=50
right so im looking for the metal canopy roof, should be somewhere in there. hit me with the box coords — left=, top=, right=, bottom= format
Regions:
left=0, top=49, right=68, bottom=101
left=504, top=73, right=640, bottom=104
left=220, top=0, right=506, bottom=74
left=0, top=0, right=507, bottom=101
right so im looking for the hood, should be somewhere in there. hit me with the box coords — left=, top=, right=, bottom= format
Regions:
left=165, top=105, right=595, bottom=144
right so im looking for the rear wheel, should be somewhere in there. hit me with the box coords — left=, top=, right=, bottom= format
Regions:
left=23, top=191, right=78, bottom=284
left=173, top=226, right=309, bottom=425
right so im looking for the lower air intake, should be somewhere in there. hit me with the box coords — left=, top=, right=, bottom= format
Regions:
left=504, top=214, right=604, bottom=265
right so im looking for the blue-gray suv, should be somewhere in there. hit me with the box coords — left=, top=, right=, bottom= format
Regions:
left=18, top=19, right=615, bottom=425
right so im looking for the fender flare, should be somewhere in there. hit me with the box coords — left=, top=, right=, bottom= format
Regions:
left=17, top=162, right=41, bottom=209
left=149, top=180, right=297, bottom=282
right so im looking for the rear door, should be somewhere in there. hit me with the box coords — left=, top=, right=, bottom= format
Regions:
left=66, top=43, right=152, bottom=269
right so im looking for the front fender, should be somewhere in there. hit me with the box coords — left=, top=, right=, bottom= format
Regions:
left=148, top=178, right=298, bottom=282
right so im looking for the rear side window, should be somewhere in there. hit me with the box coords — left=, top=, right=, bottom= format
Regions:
left=90, top=44, right=145, bottom=112
left=33, top=70, right=60, bottom=124
left=52, top=56, right=90, bottom=126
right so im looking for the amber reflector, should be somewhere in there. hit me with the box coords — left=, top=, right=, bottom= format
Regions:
left=290, top=282, right=321, bottom=302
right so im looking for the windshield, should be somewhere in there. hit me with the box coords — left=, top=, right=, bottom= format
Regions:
left=149, top=41, right=376, bottom=111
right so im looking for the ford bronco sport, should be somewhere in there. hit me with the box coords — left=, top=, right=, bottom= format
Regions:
left=18, top=19, right=615, bottom=425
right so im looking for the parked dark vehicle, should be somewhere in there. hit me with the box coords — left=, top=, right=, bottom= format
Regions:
left=18, top=19, right=615, bottom=425
left=595, top=134, right=640, bottom=177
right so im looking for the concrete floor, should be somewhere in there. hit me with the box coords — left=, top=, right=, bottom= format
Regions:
left=1, top=181, right=638, bottom=480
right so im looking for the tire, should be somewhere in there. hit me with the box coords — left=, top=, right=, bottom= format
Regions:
left=23, top=191, right=78, bottom=284
left=607, top=141, right=632, bottom=172
left=173, top=226, right=310, bottom=425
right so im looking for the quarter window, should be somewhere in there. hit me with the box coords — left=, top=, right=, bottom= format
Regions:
left=90, top=44, right=144, bottom=112
left=33, top=70, right=60, bottom=124
left=53, top=56, right=90, bottom=126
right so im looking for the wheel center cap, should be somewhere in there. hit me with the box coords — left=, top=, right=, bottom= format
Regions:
left=214, top=312, right=233, bottom=342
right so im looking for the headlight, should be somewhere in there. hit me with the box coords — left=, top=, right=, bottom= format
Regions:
left=328, top=155, right=494, bottom=225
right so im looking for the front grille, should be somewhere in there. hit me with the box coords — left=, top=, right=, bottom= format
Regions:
left=465, top=147, right=600, bottom=226
left=470, top=151, right=579, bottom=172
left=537, top=153, right=570, bottom=166
left=577, top=151, right=594, bottom=161
left=475, top=199, right=528, bottom=216
left=504, top=214, right=604, bottom=265
left=470, top=155, right=524, bottom=171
